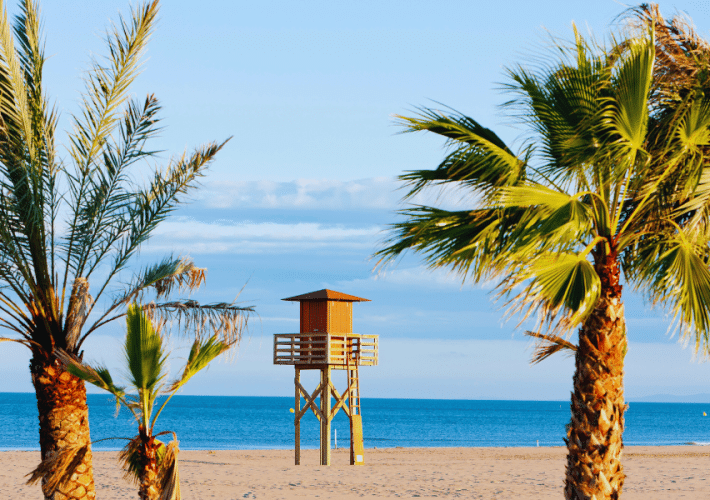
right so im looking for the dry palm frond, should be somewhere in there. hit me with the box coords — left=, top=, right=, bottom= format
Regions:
left=144, top=299, right=253, bottom=345
left=626, top=4, right=710, bottom=110
left=118, top=436, right=143, bottom=485
left=524, top=331, right=578, bottom=364
left=152, top=265, right=205, bottom=299
left=157, top=436, right=181, bottom=500
left=26, top=444, right=88, bottom=493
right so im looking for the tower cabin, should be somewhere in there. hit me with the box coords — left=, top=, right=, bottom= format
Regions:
left=273, top=289, right=378, bottom=466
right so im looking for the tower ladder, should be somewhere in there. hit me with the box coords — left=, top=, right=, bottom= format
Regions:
left=347, top=337, right=364, bottom=464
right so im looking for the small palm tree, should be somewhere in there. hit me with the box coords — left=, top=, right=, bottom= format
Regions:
left=377, top=21, right=710, bottom=500
left=29, top=304, right=230, bottom=500
left=0, top=1, right=251, bottom=497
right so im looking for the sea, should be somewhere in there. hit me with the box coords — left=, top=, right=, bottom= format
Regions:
left=2, top=393, right=709, bottom=451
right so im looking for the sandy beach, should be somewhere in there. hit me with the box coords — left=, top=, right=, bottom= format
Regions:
left=0, top=446, right=707, bottom=499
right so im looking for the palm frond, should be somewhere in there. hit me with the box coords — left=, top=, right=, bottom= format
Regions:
left=92, top=140, right=227, bottom=309
left=524, top=330, right=578, bottom=363
left=168, top=335, right=229, bottom=393
left=125, top=303, right=166, bottom=395
left=156, top=437, right=180, bottom=500
left=26, top=444, right=88, bottom=494
left=502, top=252, right=601, bottom=334
left=375, top=206, right=527, bottom=281
left=625, top=4, right=710, bottom=110
left=502, top=35, right=608, bottom=188
left=56, top=349, right=125, bottom=404
left=396, top=107, right=525, bottom=198
left=118, top=435, right=144, bottom=485
left=71, top=94, right=162, bottom=281
left=627, top=231, right=710, bottom=352
left=605, top=26, right=654, bottom=158
left=62, top=0, right=159, bottom=294
left=145, top=299, right=252, bottom=345
left=79, top=257, right=207, bottom=344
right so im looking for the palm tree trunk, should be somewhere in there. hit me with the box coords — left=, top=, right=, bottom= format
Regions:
left=138, top=431, right=161, bottom=500
left=564, top=250, right=627, bottom=500
left=31, top=350, right=96, bottom=500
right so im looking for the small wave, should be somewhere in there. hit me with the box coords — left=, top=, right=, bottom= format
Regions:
left=685, top=442, right=710, bottom=446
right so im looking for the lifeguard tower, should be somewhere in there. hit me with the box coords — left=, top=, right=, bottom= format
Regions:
left=273, top=289, right=378, bottom=466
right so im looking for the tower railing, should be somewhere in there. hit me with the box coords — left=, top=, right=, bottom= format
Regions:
left=273, top=332, right=378, bottom=367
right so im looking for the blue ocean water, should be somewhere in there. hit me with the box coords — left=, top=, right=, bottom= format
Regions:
left=1, top=393, right=709, bottom=450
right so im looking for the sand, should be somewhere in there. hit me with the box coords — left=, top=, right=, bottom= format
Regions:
left=1, top=446, right=708, bottom=499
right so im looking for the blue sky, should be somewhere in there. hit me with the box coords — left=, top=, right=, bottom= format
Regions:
left=2, top=0, right=710, bottom=400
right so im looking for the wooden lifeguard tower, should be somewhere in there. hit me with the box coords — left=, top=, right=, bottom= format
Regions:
left=273, top=289, right=378, bottom=466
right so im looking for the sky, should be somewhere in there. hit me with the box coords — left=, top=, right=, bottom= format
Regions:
left=2, top=0, right=710, bottom=401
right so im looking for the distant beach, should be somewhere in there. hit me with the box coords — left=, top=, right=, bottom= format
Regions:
left=3, top=447, right=708, bottom=499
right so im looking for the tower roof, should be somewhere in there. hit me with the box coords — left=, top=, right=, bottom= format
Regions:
left=282, top=289, right=370, bottom=302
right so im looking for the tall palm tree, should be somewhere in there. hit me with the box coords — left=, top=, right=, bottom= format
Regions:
left=376, top=23, right=710, bottom=500
left=0, top=1, right=252, bottom=498
left=29, top=304, right=231, bottom=500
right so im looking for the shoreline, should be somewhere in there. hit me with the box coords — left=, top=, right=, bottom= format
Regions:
left=3, top=444, right=710, bottom=452
left=2, top=446, right=708, bottom=498
left=2, top=442, right=710, bottom=453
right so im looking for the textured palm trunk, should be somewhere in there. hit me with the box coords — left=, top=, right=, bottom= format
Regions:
left=31, top=351, right=96, bottom=500
left=138, top=431, right=161, bottom=500
left=564, top=250, right=627, bottom=500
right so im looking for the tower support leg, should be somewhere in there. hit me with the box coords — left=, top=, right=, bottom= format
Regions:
left=295, top=368, right=301, bottom=465
left=320, top=367, right=332, bottom=465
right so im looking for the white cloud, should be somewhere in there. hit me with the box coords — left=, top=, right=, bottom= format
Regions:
left=145, top=217, right=381, bottom=254
left=193, top=177, right=475, bottom=211
left=195, top=177, right=400, bottom=210
left=371, top=266, right=467, bottom=288
left=333, top=265, right=479, bottom=291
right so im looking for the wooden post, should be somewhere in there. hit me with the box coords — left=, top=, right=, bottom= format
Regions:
left=295, top=367, right=301, bottom=465
left=320, top=367, right=332, bottom=465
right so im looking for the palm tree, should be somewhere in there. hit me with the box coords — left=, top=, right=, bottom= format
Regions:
left=29, top=304, right=229, bottom=500
left=376, top=22, right=710, bottom=500
left=0, top=1, right=252, bottom=498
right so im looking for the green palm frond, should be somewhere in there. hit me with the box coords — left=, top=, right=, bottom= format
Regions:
left=152, top=335, right=229, bottom=427
left=111, top=140, right=228, bottom=275
left=628, top=232, right=710, bottom=352
left=168, top=335, right=228, bottom=394
left=0, top=0, right=245, bottom=363
left=396, top=108, right=526, bottom=198
left=125, top=303, right=166, bottom=396
left=376, top=206, right=527, bottom=281
left=127, top=257, right=206, bottom=302
left=62, top=1, right=159, bottom=289
left=605, top=27, right=654, bottom=157
left=497, top=184, right=573, bottom=208
left=503, top=252, right=601, bottom=333
left=56, top=348, right=125, bottom=402
left=71, top=94, right=162, bottom=281
left=503, top=33, right=608, bottom=187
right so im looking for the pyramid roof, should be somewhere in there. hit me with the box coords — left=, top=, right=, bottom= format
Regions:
left=282, top=289, right=370, bottom=302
